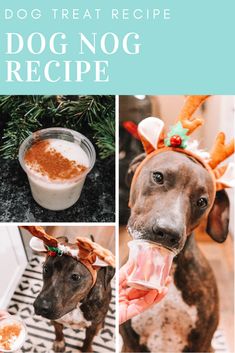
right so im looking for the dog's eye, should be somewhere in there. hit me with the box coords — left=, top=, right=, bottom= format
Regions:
left=71, top=274, right=81, bottom=282
left=197, top=197, right=208, bottom=208
left=152, top=172, right=164, bottom=184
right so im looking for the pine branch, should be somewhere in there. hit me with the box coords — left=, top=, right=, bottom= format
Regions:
left=0, top=95, right=115, bottom=160
left=90, top=113, right=115, bottom=159
left=0, top=96, right=46, bottom=159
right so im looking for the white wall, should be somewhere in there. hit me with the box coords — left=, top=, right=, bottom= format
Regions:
left=0, top=226, right=27, bottom=308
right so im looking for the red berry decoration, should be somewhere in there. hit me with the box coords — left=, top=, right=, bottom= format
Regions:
left=48, top=251, right=57, bottom=257
left=170, top=135, right=182, bottom=147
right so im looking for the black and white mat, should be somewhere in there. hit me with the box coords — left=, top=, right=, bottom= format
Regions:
left=8, top=256, right=115, bottom=353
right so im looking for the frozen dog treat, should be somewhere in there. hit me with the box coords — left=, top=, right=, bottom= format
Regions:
left=0, top=317, right=26, bottom=352
left=19, top=128, right=96, bottom=210
left=127, top=240, right=175, bottom=290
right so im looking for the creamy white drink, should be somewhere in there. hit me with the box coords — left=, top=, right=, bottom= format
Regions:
left=19, top=128, right=96, bottom=211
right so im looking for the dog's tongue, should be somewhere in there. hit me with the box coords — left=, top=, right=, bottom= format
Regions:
left=127, top=241, right=174, bottom=290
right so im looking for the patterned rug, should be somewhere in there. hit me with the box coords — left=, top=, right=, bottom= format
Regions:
left=8, top=255, right=115, bottom=353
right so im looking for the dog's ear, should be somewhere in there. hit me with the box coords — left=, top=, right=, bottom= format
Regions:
left=81, top=266, right=115, bottom=321
left=100, top=266, right=115, bottom=290
left=126, top=153, right=146, bottom=187
left=206, top=190, right=230, bottom=243
left=85, top=266, right=115, bottom=302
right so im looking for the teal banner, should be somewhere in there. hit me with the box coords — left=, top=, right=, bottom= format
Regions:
left=0, top=0, right=234, bottom=94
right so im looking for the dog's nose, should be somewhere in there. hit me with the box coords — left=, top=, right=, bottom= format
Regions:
left=152, top=224, right=181, bottom=249
left=34, top=298, right=51, bottom=317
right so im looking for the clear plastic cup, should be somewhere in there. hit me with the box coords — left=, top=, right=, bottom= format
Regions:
left=19, top=128, right=96, bottom=211
left=126, top=240, right=175, bottom=291
left=0, top=316, right=27, bottom=352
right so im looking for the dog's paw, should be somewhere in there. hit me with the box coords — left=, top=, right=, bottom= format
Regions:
left=53, top=340, right=66, bottom=352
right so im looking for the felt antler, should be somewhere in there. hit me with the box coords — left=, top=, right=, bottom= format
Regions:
left=21, top=227, right=115, bottom=286
left=76, top=237, right=115, bottom=267
left=208, top=132, right=235, bottom=189
left=137, top=96, right=210, bottom=154
left=21, top=226, right=58, bottom=247
left=178, top=95, right=210, bottom=134
left=209, top=132, right=235, bottom=169
left=130, top=96, right=234, bottom=210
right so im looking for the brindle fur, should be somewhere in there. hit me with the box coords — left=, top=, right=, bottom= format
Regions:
left=174, top=235, right=219, bottom=352
left=34, top=253, right=115, bottom=353
left=121, top=151, right=230, bottom=352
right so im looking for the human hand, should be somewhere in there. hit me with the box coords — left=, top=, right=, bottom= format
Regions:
left=0, top=310, right=10, bottom=321
left=119, top=262, right=171, bottom=325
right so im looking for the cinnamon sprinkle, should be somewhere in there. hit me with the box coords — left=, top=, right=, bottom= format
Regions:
left=0, top=323, right=22, bottom=350
left=24, top=140, right=87, bottom=180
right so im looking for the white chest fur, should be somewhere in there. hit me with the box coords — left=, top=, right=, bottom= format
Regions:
left=131, top=281, right=198, bottom=352
left=56, top=304, right=91, bottom=330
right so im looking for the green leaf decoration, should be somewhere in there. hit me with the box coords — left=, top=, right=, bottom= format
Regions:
left=164, top=121, right=189, bottom=149
left=47, top=246, right=63, bottom=256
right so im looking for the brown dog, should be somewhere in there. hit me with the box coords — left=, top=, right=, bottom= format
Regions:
left=34, top=247, right=115, bottom=352
left=120, top=150, right=230, bottom=352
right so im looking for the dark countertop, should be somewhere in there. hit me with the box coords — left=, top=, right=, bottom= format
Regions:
left=0, top=157, right=115, bottom=222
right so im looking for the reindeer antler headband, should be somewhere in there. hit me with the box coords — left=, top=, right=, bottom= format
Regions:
left=22, top=226, right=115, bottom=286
left=130, top=95, right=235, bottom=207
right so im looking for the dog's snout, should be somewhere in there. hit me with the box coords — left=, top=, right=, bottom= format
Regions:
left=152, top=224, right=181, bottom=249
left=34, top=298, right=52, bottom=317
